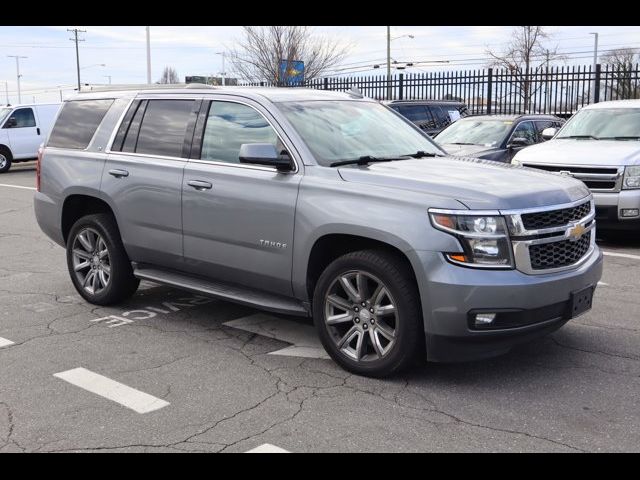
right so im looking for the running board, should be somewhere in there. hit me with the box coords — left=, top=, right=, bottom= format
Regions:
left=133, top=265, right=309, bottom=317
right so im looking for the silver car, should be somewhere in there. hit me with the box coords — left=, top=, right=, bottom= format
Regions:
left=34, top=85, right=602, bottom=377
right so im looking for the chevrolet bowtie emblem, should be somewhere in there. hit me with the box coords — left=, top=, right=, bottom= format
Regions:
left=568, top=224, right=586, bottom=241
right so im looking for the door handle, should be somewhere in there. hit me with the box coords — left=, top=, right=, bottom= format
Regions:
left=37, top=127, right=41, bottom=135
left=108, top=169, right=129, bottom=178
left=187, top=180, right=213, bottom=191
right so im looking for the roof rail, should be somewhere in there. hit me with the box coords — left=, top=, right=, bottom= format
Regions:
left=80, top=83, right=217, bottom=92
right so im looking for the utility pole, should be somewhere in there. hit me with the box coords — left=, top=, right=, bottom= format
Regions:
left=7, top=55, right=27, bottom=103
left=590, top=32, right=599, bottom=103
left=68, top=28, right=86, bottom=92
left=146, top=26, right=152, bottom=84
left=217, top=52, right=226, bottom=86
left=104, top=75, right=112, bottom=85
left=386, top=26, right=391, bottom=100
left=4, top=81, right=9, bottom=105
left=545, top=49, right=551, bottom=112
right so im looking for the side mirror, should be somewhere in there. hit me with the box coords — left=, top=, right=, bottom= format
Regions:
left=239, top=143, right=293, bottom=172
left=508, top=137, right=529, bottom=149
left=541, top=127, right=558, bottom=140
left=4, top=117, right=17, bottom=128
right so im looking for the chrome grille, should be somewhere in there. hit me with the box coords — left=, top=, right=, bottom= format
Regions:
left=522, top=164, right=623, bottom=192
left=529, top=232, right=592, bottom=270
left=521, top=201, right=591, bottom=230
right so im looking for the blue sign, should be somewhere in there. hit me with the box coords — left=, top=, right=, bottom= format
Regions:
left=279, top=60, right=304, bottom=85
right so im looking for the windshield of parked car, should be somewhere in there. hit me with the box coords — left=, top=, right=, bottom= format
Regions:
left=277, top=100, right=444, bottom=167
left=0, top=108, right=11, bottom=125
left=435, top=118, right=514, bottom=147
left=556, top=108, right=640, bottom=140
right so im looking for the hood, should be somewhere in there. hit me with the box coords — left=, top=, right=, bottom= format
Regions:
left=441, top=143, right=499, bottom=158
left=337, top=156, right=590, bottom=210
left=515, top=139, right=640, bottom=166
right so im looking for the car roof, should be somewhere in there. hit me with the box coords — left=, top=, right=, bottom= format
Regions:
left=385, top=99, right=466, bottom=105
left=70, top=85, right=375, bottom=104
left=459, top=114, right=561, bottom=121
left=582, top=99, right=640, bottom=110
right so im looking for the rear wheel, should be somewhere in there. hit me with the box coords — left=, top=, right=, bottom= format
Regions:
left=0, top=147, right=12, bottom=173
left=313, top=249, right=423, bottom=377
left=66, top=213, right=139, bottom=305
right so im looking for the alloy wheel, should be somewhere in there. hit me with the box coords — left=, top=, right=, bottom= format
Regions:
left=71, top=228, right=111, bottom=295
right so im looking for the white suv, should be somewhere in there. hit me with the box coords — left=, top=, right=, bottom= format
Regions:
left=512, top=99, right=640, bottom=230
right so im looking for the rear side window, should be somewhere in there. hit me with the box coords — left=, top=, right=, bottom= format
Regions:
left=130, top=100, right=194, bottom=158
left=428, top=105, right=451, bottom=129
left=48, top=99, right=114, bottom=149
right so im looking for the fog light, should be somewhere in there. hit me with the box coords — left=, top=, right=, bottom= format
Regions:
left=475, top=313, right=496, bottom=325
left=621, top=208, right=640, bottom=218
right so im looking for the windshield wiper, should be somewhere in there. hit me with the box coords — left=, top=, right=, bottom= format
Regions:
left=403, top=151, right=443, bottom=158
left=329, top=155, right=409, bottom=167
left=446, top=142, right=478, bottom=146
left=556, top=135, right=600, bottom=140
left=598, top=136, right=640, bottom=141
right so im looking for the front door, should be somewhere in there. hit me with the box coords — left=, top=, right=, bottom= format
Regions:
left=3, top=107, right=41, bottom=158
left=182, top=98, right=302, bottom=296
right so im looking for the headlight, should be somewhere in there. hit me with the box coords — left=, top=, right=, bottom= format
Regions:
left=511, top=158, right=522, bottom=166
left=623, top=166, right=640, bottom=189
left=429, top=211, right=514, bottom=268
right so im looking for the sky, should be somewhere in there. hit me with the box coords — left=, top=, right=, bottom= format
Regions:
left=0, top=25, right=638, bottom=104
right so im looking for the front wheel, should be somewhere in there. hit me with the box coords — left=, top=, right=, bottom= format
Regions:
left=66, top=213, right=139, bottom=305
left=0, top=148, right=12, bottom=173
left=313, top=249, right=424, bottom=377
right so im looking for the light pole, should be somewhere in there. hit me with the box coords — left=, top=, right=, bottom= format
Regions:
left=4, top=81, right=8, bottom=105
left=590, top=32, right=599, bottom=103
left=7, top=55, right=27, bottom=103
left=146, top=26, right=152, bottom=84
left=386, top=28, right=414, bottom=99
left=216, top=52, right=226, bottom=86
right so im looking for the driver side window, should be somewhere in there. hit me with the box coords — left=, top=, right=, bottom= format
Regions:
left=5, top=108, right=36, bottom=128
left=511, top=121, right=537, bottom=145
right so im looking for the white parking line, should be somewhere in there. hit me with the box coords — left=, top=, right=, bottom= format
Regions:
left=602, top=250, right=640, bottom=261
left=53, top=367, right=170, bottom=414
left=0, top=337, right=15, bottom=348
left=245, top=443, right=290, bottom=453
left=0, top=183, right=36, bottom=191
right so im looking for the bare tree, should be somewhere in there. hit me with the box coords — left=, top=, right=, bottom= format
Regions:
left=600, top=48, right=640, bottom=99
left=486, top=26, right=559, bottom=112
left=227, top=26, right=350, bottom=85
left=157, top=66, right=180, bottom=84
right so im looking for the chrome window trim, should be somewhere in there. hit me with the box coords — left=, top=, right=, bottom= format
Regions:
left=105, top=95, right=300, bottom=175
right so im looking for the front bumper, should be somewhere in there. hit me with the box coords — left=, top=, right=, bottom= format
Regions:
left=593, top=190, right=640, bottom=229
left=413, top=247, right=603, bottom=362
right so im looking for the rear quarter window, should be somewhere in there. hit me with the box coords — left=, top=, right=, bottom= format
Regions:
left=47, top=99, right=114, bottom=149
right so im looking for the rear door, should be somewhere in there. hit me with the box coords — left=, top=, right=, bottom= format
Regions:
left=103, top=97, right=200, bottom=269
left=181, top=97, right=302, bottom=296
left=2, top=107, right=41, bottom=158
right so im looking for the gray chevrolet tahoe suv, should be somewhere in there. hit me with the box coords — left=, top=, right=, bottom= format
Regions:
left=34, top=85, right=603, bottom=377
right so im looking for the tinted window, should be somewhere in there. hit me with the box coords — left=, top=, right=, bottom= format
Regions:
left=7, top=108, right=36, bottom=128
left=48, top=99, right=114, bottom=149
left=397, top=105, right=431, bottom=123
left=135, top=100, right=194, bottom=158
left=511, top=121, right=537, bottom=144
left=200, top=101, right=279, bottom=164
left=122, top=101, right=147, bottom=153
left=428, top=105, right=450, bottom=129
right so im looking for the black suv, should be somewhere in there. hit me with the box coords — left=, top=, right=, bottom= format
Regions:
left=386, top=100, right=469, bottom=137
left=435, top=114, right=565, bottom=163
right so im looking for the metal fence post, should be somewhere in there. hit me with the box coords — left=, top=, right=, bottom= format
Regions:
left=594, top=64, right=601, bottom=104
left=486, top=68, right=493, bottom=114
left=324, top=77, right=328, bottom=90
left=399, top=73, right=404, bottom=100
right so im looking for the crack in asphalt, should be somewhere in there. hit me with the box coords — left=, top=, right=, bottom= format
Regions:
left=550, top=336, right=640, bottom=362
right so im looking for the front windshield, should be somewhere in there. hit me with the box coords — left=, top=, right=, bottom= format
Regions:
left=0, top=108, right=11, bottom=125
left=435, top=118, right=513, bottom=147
left=277, top=100, right=443, bottom=166
left=557, top=108, right=640, bottom=139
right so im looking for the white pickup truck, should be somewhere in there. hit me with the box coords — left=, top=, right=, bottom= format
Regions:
left=512, top=99, right=640, bottom=230
left=0, top=103, right=61, bottom=173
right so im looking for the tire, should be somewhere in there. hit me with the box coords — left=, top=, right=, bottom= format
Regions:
left=66, top=213, right=139, bottom=305
left=313, top=249, right=424, bottom=377
left=0, top=147, right=12, bottom=173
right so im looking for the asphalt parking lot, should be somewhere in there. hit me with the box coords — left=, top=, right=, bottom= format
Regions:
left=1, top=162, right=639, bottom=453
